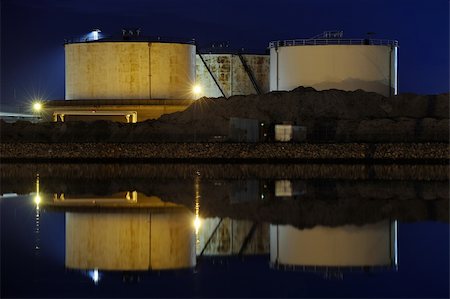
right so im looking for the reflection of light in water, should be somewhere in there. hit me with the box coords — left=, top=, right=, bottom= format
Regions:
left=34, top=173, right=41, bottom=206
left=34, top=194, right=41, bottom=205
left=89, top=269, right=100, bottom=284
left=194, top=172, right=202, bottom=253
left=34, top=174, right=41, bottom=254
left=35, top=205, right=40, bottom=251
left=394, top=220, right=399, bottom=268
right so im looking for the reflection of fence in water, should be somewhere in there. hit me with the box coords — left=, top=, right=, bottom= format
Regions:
left=53, top=191, right=138, bottom=204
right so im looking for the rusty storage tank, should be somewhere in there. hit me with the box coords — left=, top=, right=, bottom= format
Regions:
left=65, top=209, right=196, bottom=271
left=196, top=43, right=269, bottom=98
left=269, top=31, right=398, bottom=97
left=270, top=220, right=398, bottom=271
left=65, top=30, right=196, bottom=100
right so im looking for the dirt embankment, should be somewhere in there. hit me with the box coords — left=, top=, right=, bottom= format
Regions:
left=0, top=142, right=448, bottom=161
left=1, top=87, right=448, bottom=143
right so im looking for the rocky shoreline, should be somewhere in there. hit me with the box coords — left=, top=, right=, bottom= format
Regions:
left=0, top=142, right=448, bottom=162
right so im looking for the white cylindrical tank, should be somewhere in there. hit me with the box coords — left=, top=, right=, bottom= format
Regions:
left=270, top=220, right=398, bottom=269
left=65, top=41, right=196, bottom=100
left=65, top=209, right=196, bottom=271
left=270, top=39, right=398, bottom=97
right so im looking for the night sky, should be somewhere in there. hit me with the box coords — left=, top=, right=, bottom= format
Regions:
left=1, top=0, right=449, bottom=110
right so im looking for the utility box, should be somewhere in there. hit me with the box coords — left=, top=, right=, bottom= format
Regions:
left=275, top=125, right=307, bottom=142
left=229, top=117, right=260, bottom=142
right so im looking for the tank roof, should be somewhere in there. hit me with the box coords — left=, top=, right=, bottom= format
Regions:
left=64, top=35, right=196, bottom=45
left=198, top=49, right=269, bottom=55
left=269, top=38, right=398, bottom=48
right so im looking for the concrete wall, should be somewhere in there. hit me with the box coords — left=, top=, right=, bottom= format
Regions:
left=65, top=210, right=196, bottom=271
left=270, top=220, right=395, bottom=267
left=65, top=42, right=196, bottom=100
left=270, top=45, right=398, bottom=97
left=196, top=54, right=270, bottom=98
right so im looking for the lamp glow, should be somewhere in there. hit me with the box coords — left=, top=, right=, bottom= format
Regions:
left=192, top=85, right=202, bottom=96
left=92, top=29, right=101, bottom=41
left=33, top=102, right=42, bottom=112
left=34, top=195, right=41, bottom=205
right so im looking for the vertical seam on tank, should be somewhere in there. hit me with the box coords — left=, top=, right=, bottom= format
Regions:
left=395, top=47, right=398, bottom=95
left=276, top=48, right=279, bottom=90
left=389, top=46, right=392, bottom=97
left=148, top=43, right=151, bottom=99
left=231, top=54, right=233, bottom=96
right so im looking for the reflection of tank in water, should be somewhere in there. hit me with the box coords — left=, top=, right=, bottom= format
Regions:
left=198, top=218, right=269, bottom=256
left=47, top=191, right=197, bottom=272
left=270, top=220, right=398, bottom=272
left=65, top=209, right=196, bottom=271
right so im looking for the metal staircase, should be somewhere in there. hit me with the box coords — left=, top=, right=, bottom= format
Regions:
left=237, top=53, right=262, bottom=95
left=196, top=50, right=227, bottom=98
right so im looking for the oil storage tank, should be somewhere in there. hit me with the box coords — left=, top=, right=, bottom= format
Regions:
left=269, top=31, right=398, bottom=97
left=65, top=33, right=196, bottom=100
left=196, top=44, right=269, bottom=98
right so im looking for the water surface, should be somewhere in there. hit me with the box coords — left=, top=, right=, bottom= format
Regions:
left=1, top=164, right=448, bottom=298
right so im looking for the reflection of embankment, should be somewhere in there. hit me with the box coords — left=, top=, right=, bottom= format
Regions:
left=36, top=178, right=448, bottom=228
left=1, top=163, right=448, bottom=194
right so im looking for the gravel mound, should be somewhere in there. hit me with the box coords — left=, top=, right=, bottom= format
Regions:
left=1, top=87, right=448, bottom=142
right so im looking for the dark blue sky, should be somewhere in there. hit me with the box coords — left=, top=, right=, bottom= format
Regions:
left=1, top=0, right=449, bottom=109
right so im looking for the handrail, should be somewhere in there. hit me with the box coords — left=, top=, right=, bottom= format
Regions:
left=64, top=35, right=196, bottom=45
left=269, top=39, right=398, bottom=48
left=237, top=53, right=262, bottom=95
left=197, top=49, right=227, bottom=98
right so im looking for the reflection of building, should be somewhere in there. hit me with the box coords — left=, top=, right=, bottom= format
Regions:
left=41, top=191, right=196, bottom=272
left=270, top=220, right=398, bottom=271
left=230, top=179, right=261, bottom=203
left=198, top=218, right=269, bottom=256
left=65, top=209, right=196, bottom=271
left=274, top=180, right=305, bottom=197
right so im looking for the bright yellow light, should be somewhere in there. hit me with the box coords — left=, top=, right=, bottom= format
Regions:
left=192, top=85, right=202, bottom=95
left=194, top=216, right=201, bottom=231
left=33, top=102, right=42, bottom=112
left=34, top=194, right=41, bottom=205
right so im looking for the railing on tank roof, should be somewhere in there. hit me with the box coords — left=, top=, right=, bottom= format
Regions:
left=268, top=39, right=398, bottom=48
left=64, top=35, right=196, bottom=45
